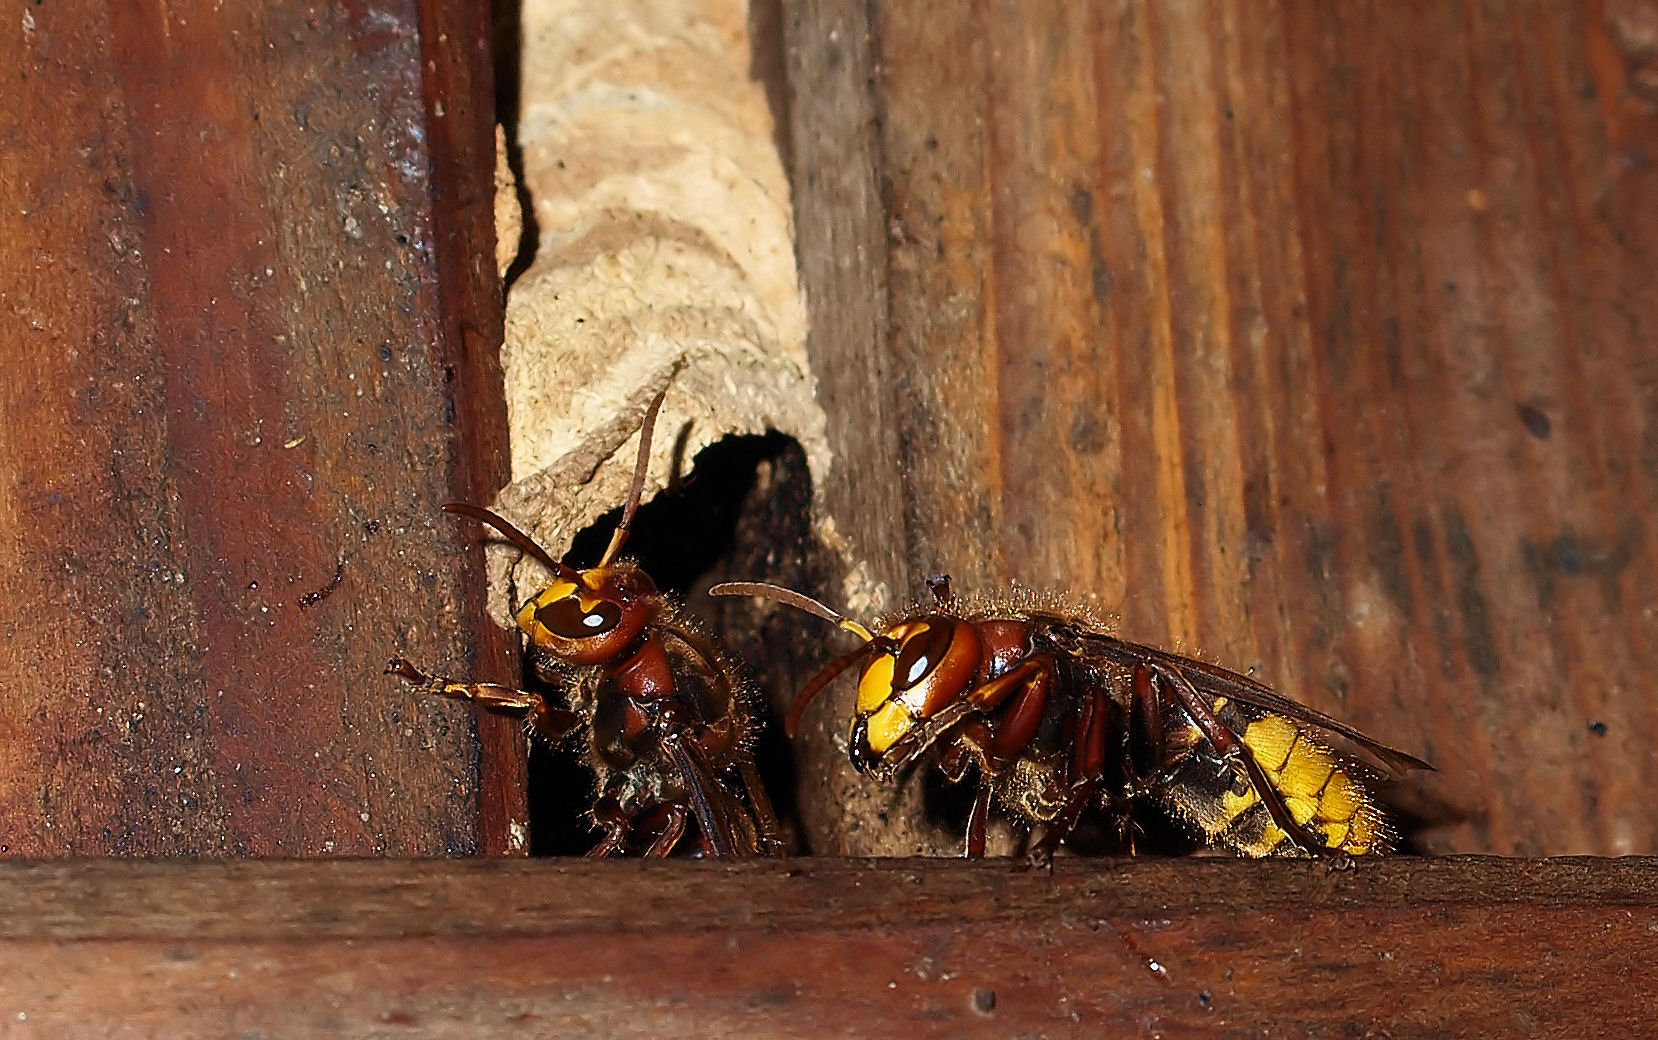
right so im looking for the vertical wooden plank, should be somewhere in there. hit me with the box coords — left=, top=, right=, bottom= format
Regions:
left=781, top=0, right=907, bottom=592
left=779, top=0, right=918, bottom=853
left=0, top=1, right=515, bottom=855
left=1272, top=0, right=1658, bottom=854
left=412, top=0, right=525, bottom=855
left=779, top=0, right=1658, bottom=855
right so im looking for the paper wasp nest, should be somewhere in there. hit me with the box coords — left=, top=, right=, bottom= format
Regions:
left=492, top=0, right=828, bottom=600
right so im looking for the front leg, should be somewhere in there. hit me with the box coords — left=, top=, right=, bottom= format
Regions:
left=940, top=726, right=994, bottom=858
left=872, top=655, right=1062, bottom=781
left=737, top=760, right=786, bottom=856
left=587, top=794, right=634, bottom=857
left=586, top=781, right=692, bottom=857
left=639, top=801, right=689, bottom=858
left=386, top=656, right=579, bottom=742
left=934, top=662, right=1064, bottom=860
left=1024, top=675, right=1113, bottom=867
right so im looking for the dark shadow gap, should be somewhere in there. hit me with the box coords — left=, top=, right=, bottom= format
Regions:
left=491, top=0, right=538, bottom=287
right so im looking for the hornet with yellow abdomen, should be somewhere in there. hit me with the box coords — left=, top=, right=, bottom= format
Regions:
left=712, top=576, right=1429, bottom=862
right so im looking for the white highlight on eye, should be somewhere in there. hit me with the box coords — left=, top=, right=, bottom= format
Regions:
left=902, top=655, right=930, bottom=687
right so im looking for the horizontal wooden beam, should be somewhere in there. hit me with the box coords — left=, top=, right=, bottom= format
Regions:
left=3, top=857, right=1650, bottom=1036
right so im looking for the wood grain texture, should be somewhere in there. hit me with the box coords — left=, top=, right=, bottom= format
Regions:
left=0, top=2, right=521, bottom=855
left=779, top=0, right=918, bottom=854
left=1, top=856, right=1655, bottom=1037
left=779, top=0, right=1658, bottom=855
left=411, top=0, right=527, bottom=856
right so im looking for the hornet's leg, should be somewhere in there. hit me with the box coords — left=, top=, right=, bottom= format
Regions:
left=586, top=780, right=691, bottom=858
left=640, top=802, right=690, bottom=858
left=1024, top=675, right=1112, bottom=867
left=738, top=760, right=786, bottom=856
left=881, top=654, right=1059, bottom=777
left=965, top=779, right=994, bottom=859
left=939, top=727, right=995, bottom=859
left=588, top=792, right=635, bottom=858
left=941, top=729, right=988, bottom=855
left=386, top=656, right=578, bottom=742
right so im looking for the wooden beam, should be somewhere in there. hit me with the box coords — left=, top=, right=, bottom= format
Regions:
left=776, top=0, right=1658, bottom=856
left=0, top=1, right=522, bottom=855
left=1, top=857, right=1651, bottom=1036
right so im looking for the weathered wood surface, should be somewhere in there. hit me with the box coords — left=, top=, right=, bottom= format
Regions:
left=0, top=856, right=1653, bottom=1037
left=0, top=2, right=522, bottom=855
left=778, top=0, right=1658, bottom=856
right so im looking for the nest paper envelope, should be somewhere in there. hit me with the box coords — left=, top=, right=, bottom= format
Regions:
left=490, top=0, right=830, bottom=606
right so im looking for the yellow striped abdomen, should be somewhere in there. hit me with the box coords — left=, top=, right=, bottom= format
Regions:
left=1166, top=701, right=1390, bottom=857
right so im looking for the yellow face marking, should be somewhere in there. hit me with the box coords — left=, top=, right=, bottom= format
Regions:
left=543, top=579, right=579, bottom=604
left=856, top=654, right=897, bottom=714
left=862, top=700, right=915, bottom=755
left=517, top=580, right=586, bottom=642
left=898, top=685, right=932, bottom=716
left=516, top=599, right=544, bottom=639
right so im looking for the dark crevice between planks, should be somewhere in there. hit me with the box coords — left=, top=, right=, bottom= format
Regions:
left=490, top=0, right=538, bottom=286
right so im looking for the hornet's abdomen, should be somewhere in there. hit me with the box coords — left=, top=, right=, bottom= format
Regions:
left=1163, top=700, right=1389, bottom=856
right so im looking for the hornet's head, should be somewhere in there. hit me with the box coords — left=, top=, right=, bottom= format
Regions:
left=844, top=614, right=984, bottom=772
left=450, top=384, right=675, bottom=667
left=708, top=582, right=989, bottom=776
left=513, top=562, right=658, bottom=666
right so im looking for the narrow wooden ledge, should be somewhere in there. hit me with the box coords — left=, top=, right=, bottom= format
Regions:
left=4, top=857, right=1652, bottom=1037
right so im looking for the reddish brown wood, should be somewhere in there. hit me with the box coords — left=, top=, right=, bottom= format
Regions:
left=0, top=2, right=519, bottom=855
left=0, top=857, right=1652, bottom=1037
left=778, top=0, right=1658, bottom=856
left=411, top=0, right=525, bottom=855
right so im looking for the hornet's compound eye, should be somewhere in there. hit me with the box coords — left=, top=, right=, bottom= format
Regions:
left=856, top=615, right=983, bottom=725
left=535, top=595, right=622, bottom=639
left=892, top=621, right=956, bottom=691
